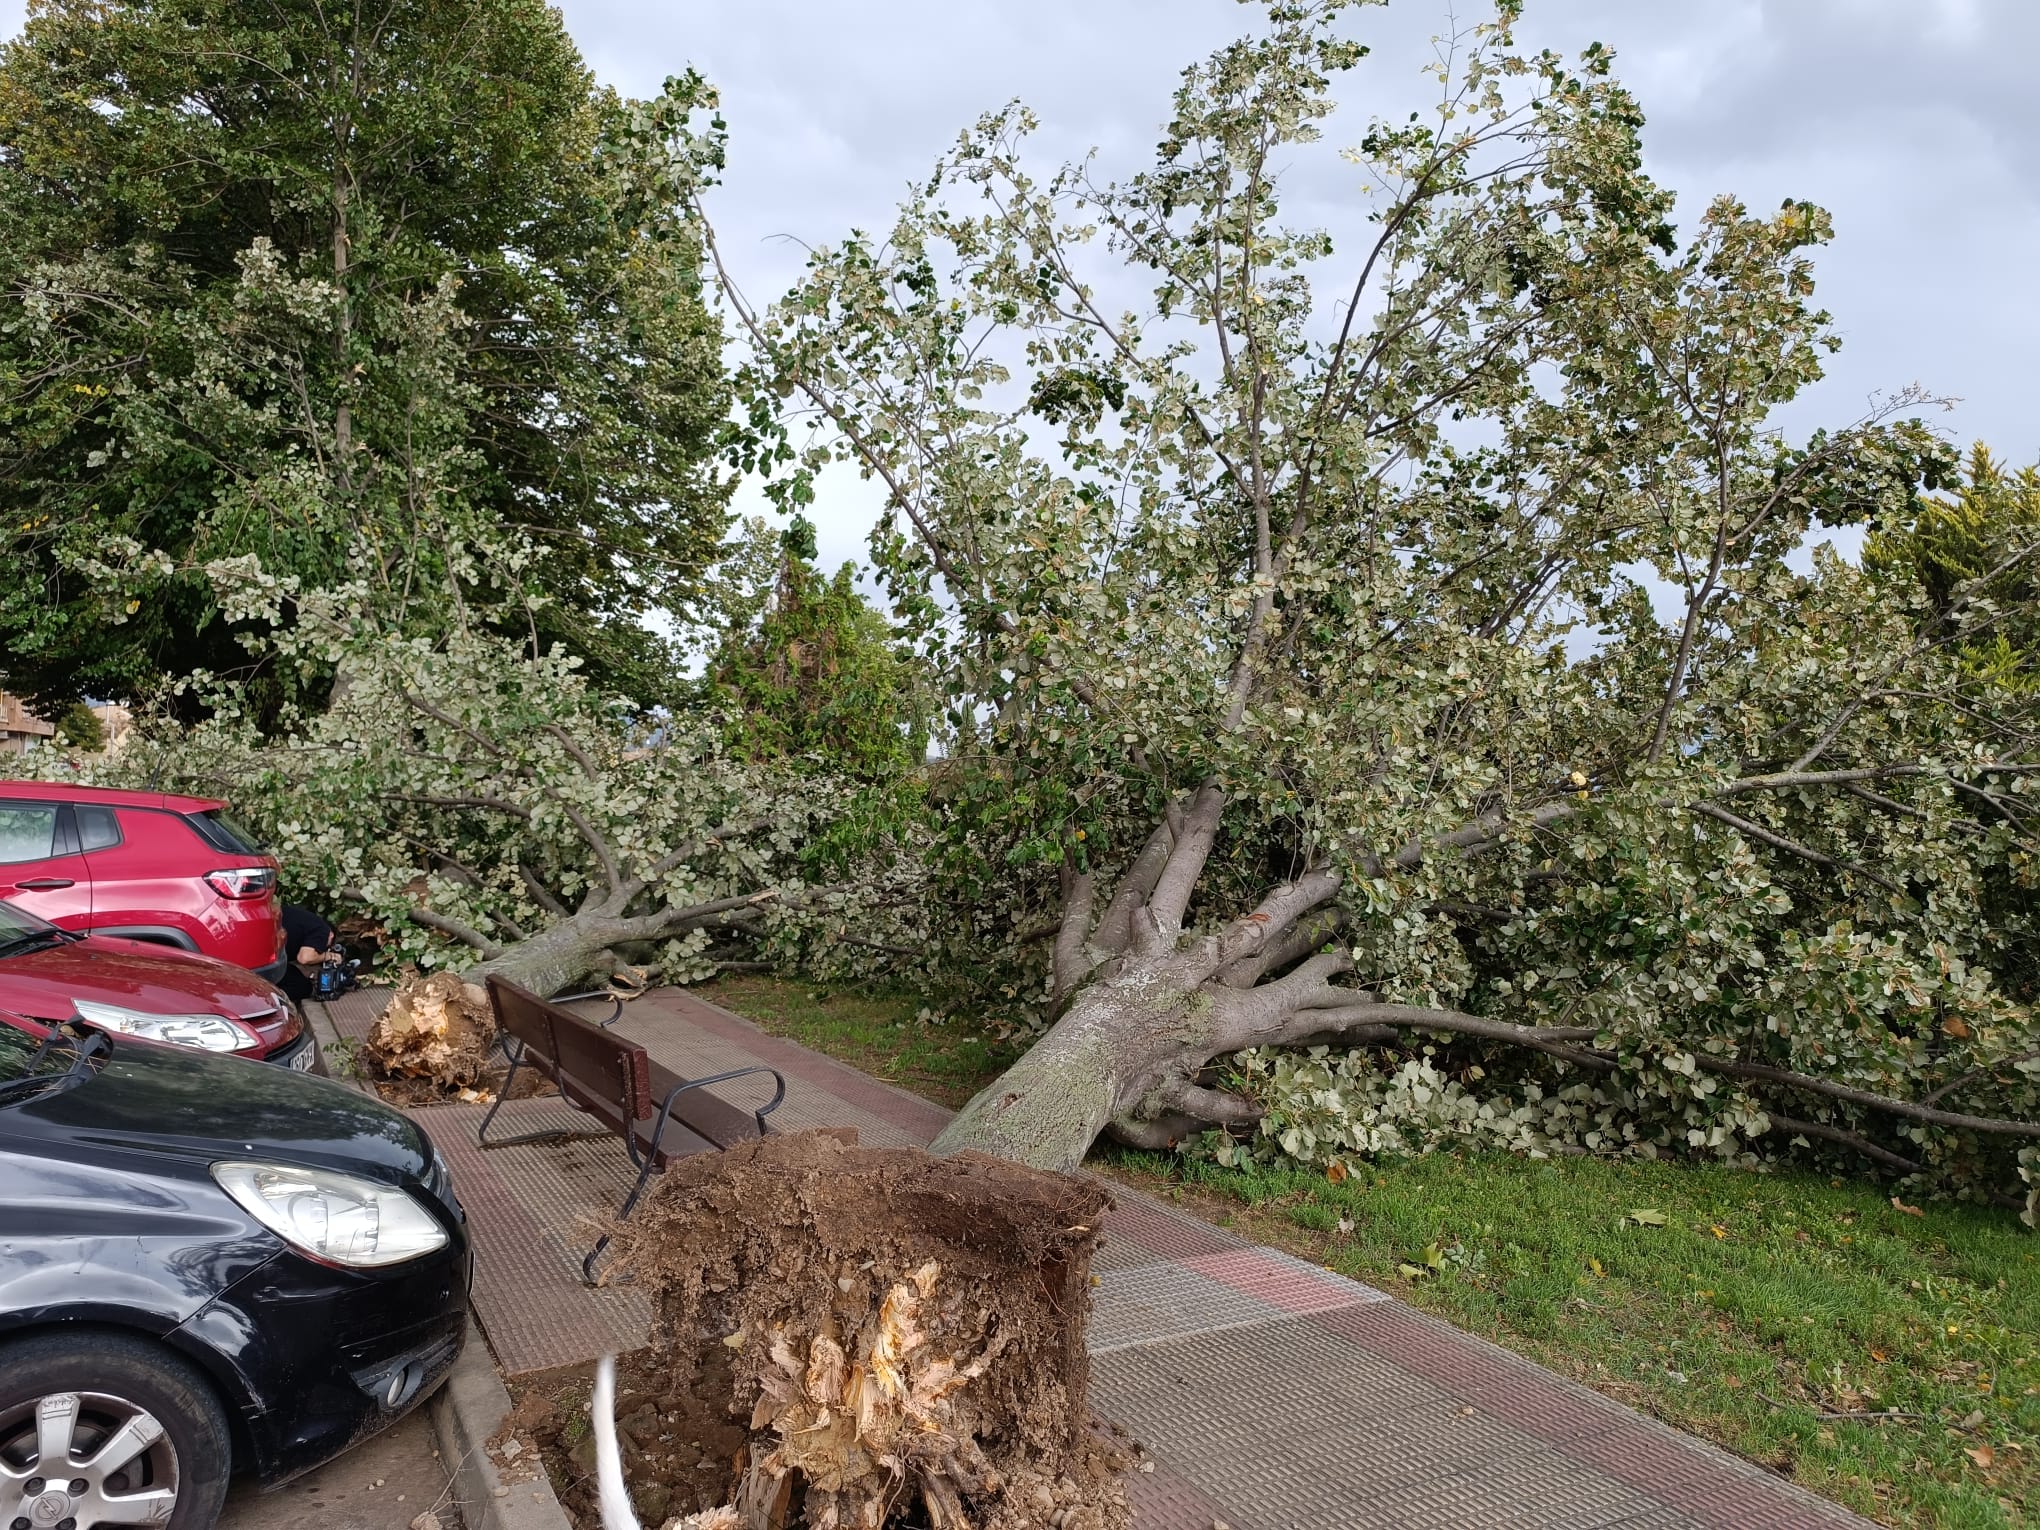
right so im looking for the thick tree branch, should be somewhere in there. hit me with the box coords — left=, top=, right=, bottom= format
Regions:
left=1052, top=862, right=1097, bottom=1001
left=1151, top=1080, right=1265, bottom=1127
left=1147, top=782, right=1228, bottom=937
left=1094, top=816, right=1178, bottom=955
left=1106, top=1113, right=1211, bottom=1152
left=621, top=888, right=784, bottom=941
left=1208, top=868, right=1345, bottom=974
left=1221, top=907, right=1345, bottom=989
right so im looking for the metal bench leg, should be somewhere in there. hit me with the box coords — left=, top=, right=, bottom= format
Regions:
left=475, top=1039, right=527, bottom=1148
left=582, top=1124, right=671, bottom=1285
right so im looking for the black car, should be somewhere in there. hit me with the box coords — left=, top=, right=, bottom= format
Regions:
left=0, top=1014, right=470, bottom=1529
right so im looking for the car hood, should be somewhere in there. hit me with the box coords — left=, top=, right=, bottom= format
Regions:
left=0, top=935, right=284, bottom=1023
left=7, top=1031, right=433, bottom=1185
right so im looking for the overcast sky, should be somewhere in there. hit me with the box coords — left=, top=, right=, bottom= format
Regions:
left=4, top=0, right=2034, bottom=573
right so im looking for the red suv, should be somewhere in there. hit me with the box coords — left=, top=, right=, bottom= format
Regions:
left=0, top=782, right=285, bottom=983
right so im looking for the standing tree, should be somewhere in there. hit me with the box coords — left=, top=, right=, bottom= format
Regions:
left=689, top=1, right=2038, bottom=1196
left=707, top=516, right=931, bottom=780
left=1866, top=443, right=2040, bottom=696
left=0, top=0, right=730, bottom=714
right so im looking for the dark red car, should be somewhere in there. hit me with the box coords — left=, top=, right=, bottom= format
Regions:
left=0, top=898, right=316, bottom=1070
left=0, top=781, right=285, bottom=982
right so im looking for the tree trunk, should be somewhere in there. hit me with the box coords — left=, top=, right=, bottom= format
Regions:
left=931, top=956, right=1223, bottom=1172
left=932, top=795, right=1372, bottom=1172
left=462, top=915, right=631, bottom=997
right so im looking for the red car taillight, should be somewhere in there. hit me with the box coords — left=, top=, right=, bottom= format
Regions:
left=205, top=867, right=277, bottom=900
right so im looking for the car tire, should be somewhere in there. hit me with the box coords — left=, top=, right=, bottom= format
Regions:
left=0, top=1329, right=232, bottom=1530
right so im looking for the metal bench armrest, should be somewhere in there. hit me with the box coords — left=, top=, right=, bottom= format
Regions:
left=584, top=1065, right=788, bottom=1285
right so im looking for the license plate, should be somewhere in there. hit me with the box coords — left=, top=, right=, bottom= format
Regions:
left=288, top=1042, right=317, bottom=1071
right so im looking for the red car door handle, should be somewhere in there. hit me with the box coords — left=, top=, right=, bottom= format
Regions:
left=13, top=877, right=75, bottom=890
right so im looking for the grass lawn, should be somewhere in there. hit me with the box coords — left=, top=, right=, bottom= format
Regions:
left=700, top=975, right=2037, bottom=1528
left=697, top=973, right=1021, bottom=1109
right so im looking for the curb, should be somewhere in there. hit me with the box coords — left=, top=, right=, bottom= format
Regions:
left=303, top=998, right=367, bottom=1090
left=430, top=1319, right=575, bottom=1530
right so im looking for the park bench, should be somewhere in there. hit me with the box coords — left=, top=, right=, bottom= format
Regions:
left=475, top=975, right=789, bottom=1280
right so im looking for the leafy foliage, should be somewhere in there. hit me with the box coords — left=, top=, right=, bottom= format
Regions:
left=0, top=0, right=731, bottom=713
left=1867, top=443, right=2040, bottom=696
left=29, top=566, right=866, bottom=994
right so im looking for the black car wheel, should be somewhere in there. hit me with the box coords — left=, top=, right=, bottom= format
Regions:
left=0, top=1331, right=230, bottom=1530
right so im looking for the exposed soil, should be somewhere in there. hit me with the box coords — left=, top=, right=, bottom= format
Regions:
left=370, top=1059, right=551, bottom=1109
left=512, top=1345, right=756, bottom=1528
left=565, top=1130, right=1131, bottom=1530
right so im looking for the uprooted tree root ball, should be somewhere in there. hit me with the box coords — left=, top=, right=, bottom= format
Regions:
left=360, top=969, right=496, bottom=1093
left=602, top=1131, right=1130, bottom=1530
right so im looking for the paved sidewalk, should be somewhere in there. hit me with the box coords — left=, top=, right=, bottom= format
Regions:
left=316, top=987, right=1876, bottom=1530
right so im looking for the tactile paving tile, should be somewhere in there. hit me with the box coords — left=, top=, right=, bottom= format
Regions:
left=424, top=1101, right=650, bottom=1374
left=1099, top=1191, right=1251, bottom=1260
left=1089, top=1261, right=1286, bottom=1354
left=615, top=1008, right=927, bottom=1148
left=1091, top=1318, right=1665, bottom=1530
left=1312, top=1305, right=1875, bottom=1530
left=631, top=989, right=956, bottom=1142
left=1124, top=1456, right=1242, bottom=1530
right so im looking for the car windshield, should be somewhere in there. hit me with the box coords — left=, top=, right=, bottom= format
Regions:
left=0, top=900, right=61, bottom=955
left=0, top=1020, right=46, bottom=1084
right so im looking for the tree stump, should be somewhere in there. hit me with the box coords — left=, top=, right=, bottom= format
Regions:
left=361, top=970, right=495, bottom=1091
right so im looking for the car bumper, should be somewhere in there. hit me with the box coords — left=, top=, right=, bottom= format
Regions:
left=253, top=954, right=289, bottom=985
left=169, top=1224, right=472, bottom=1483
left=264, top=1027, right=325, bottom=1075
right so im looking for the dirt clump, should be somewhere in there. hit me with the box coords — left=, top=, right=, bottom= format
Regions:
left=361, top=970, right=495, bottom=1093
left=602, top=1130, right=1129, bottom=1530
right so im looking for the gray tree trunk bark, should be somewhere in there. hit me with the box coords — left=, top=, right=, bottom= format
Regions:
left=931, top=956, right=1224, bottom=1172
left=462, top=913, right=638, bottom=997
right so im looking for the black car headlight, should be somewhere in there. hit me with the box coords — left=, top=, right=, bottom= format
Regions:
left=212, top=1161, right=449, bottom=1268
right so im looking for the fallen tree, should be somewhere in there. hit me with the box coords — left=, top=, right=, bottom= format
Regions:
left=70, top=601, right=903, bottom=999
left=688, top=0, right=2040, bottom=1202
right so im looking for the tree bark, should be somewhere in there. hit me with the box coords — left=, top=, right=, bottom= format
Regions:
left=462, top=914, right=642, bottom=997
left=932, top=952, right=1230, bottom=1171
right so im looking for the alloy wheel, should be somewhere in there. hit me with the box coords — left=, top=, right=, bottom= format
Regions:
left=0, top=1391, right=179, bottom=1528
